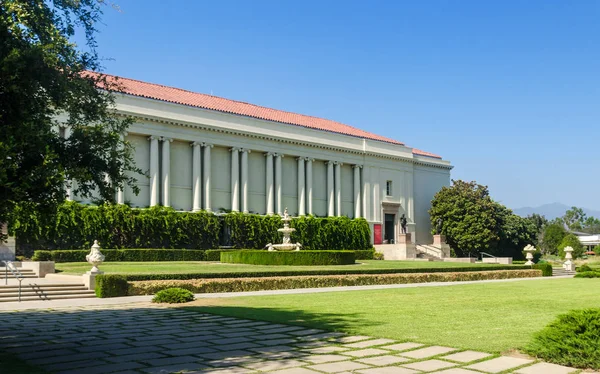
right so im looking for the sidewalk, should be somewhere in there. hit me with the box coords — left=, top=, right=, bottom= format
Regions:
left=0, top=275, right=571, bottom=311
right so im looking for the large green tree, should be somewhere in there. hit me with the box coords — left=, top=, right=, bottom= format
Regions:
left=0, top=0, right=140, bottom=226
left=429, top=180, right=537, bottom=258
left=558, top=233, right=584, bottom=259
left=540, top=223, right=567, bottom=255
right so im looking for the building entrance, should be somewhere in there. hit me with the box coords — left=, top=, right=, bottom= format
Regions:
left=384, top=214, right=395, bottom=244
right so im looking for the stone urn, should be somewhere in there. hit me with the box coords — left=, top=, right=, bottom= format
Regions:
left=86, top=240, right=105, bottom=273
left=523, top=244, right=536, bottom=265
left=563, top=246, right=574, bottom=272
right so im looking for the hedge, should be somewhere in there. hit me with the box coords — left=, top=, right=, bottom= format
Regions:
left=95, top=275, right=128, bottom=298
left=31, top=248, right=369, bottom=263
left=220, top=250, right=355, bottom=266
left=11, top=202, right=372, bottom=255
left=94, top=264, right=548, bottom=283
left=574, top=271, right=600, bottom=278
left=122, top=269, right=542, bottom=297
left=532, top=263, right=553, bottom=277
left=32, top=249, right=209, bottom=262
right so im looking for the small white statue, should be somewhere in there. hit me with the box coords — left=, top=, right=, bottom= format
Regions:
left=86, top=240, right=105, bottom=273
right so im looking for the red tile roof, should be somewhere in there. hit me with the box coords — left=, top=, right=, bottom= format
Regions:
left=95, top=72, right=442, bottom=159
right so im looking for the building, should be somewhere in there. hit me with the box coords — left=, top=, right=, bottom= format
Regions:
left=67, top=74, right=452, bottom=245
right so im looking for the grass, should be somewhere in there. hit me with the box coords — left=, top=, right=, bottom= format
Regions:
left=184, top=277, right=600, bottom=353
left=56, top=259, right=505, bottom=275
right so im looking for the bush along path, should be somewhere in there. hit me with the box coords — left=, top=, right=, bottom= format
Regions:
left=0, top=302, right=586, bottom=374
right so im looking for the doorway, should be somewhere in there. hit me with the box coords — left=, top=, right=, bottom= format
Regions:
left=384, top=214, right=395, bottom=244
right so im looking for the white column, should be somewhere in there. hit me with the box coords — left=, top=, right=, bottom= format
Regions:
left=191, top=142, right=202, bottom=212
left=327, top=161, right=334, bottom=216
left=406, top=171, right=414, bottom=222
left=203, top=143, right=213, bottom=212
left=241, top=149, right=250, bottom=213
left=149, top=136, right=159, bottom=207
left=275, top=154, right=283, bottom=215
left=354, top=165, right=362, bottom=218
left=297, top=157, right=306, bottom=216
left=266, top=152, right=274, bottom=215
left=306, top=158, right=313, bottom=215
left=372, top=170, right=379, bottom=222
left=335, top=162, right=342, bottom=216
left=116, top=133, right=126, bottom=204
left=161, top=137, right=172, bottom=207
left=230, top=147, right=240, bottom=212
left=63, top=126, right=73, bottom=201
left=362, top=166, right=371, bottom=221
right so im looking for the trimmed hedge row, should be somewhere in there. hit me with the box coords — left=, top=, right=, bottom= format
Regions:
left=220, top=250, right=356, bottom=266
left=11, top=202, right=372, bottom=254
left=31, top=248, right=371, bottom=263
left=32, top=249, right=219, bottom=262
left=122, top=269, right=542, bottom=297
left=95, top=264, right=550, bottom=283
left=574, top=271, right=600, bottom=278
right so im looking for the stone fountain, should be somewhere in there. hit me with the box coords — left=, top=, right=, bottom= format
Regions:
left=266, top=208, right=302, bottom=251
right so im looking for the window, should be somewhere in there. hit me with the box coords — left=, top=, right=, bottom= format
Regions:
left=386, top=180, right=392, bottom=196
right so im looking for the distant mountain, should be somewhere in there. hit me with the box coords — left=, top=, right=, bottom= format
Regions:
left=513, top=203, right=600, bottom=220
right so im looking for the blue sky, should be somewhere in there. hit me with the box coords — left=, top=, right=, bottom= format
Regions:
left=90, top=0, right=600, bottom=210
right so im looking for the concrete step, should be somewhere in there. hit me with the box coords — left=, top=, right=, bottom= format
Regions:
left=0, top=293, right=96, bottom=303
left=0, top=285, right=89, bottom=293
left=0, top=289, right=94, bottom=297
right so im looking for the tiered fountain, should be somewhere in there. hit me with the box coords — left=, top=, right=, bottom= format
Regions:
left=266, top=208, right=302, bottom=251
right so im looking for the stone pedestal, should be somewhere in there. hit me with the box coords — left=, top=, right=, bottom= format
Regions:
left=83, top=271, right=103, bottom=290
left=432, top=235, right=451, bottom=258
left=398, top=233, right=416, bottom=259
left=0, top=223, right=15, bottom=261
left=21, top=261, right=55, bottom=277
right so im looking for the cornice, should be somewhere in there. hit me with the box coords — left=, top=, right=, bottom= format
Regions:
left=119, top=113, right=452, bottom=171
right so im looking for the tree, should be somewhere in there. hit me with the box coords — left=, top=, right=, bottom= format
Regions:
left=524, top=213, right=548, bottom=234
left=0, top=1, right=140, bottom=226
left=583, top=216, right=600, bottom=234
left=558, top=234, right=584, bottom=259
left=562, top=207, right=586, bottom=231
left=495, top=206, right=538, bottom=259
left=541, top=224, right=567, bottom=255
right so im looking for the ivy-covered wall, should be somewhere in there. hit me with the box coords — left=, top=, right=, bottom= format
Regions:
left=11, top=202, right=371, bottom=255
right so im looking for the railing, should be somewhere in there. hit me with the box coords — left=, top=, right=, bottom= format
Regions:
left=2, top=260, right=24, bottom=302
left=480, top=252, right=497, bottom=259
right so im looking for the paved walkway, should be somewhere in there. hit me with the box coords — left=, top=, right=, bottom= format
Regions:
left=0, top=302, right=592, bottom=374
left=0, top=275, right=572, bottom=312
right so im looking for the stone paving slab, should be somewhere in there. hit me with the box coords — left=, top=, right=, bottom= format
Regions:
left=513, top=362, right=579, bottom=374
left=429, top=369, right=482, bottom=374
left=381, top=342, right=424, bottom=351
left=342, top=348, right=390, bottom=357
left=302, top=354, right=350, bottom=364
left=402, top=359, right=458, bottom=371
left=343, top=338, right=396, bottom=348
left=356, top=367, right=419, bottom=374
left=307, top=360, right=371, bottom=373
left=400, top=345, right=458, bottom=359
left=442, top=350, right=493, bottom=363
left=356, top=355, right=411, bottom=366
left=465, top=356, right=534, bottom=373
left=269, top=369, right=320, bottom=374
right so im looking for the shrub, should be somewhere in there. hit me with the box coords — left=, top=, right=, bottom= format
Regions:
left=373, top=252, right=384, bottom=260
left=532, top=263, right=553, bottom=277
left=220, top=250, right=356, bottom=266
left=32, top=249, right=208, bottom=263
left=577, top=264, right=593, bottom=273
left=594, top=244, right=600, bottom=256
left=524, top=309, right=600, bottom=369
left=31, top=250, right=53, bottom=261
left=151, top=288, right=195, bottom=304
left=128, top=270, right=542, bottom=296
left=574, top=271, right=600, bottom=278
left=95, top=275, right=128, bottom=298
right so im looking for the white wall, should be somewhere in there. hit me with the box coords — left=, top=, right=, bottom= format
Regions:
left=414, top=165, right=451, bottom=244
left=248, top=151, right=266, bottom=214
left=281, top=156, right=298, bottom=216
left=341, top=164, right=354, bottom=217
left=211, top=146, right=231, bottom=212
left=312, top=161, right=327, bottom=217
left=125, top=134, right=149, bottom=208
left=170, top=140, right=192, bottom=211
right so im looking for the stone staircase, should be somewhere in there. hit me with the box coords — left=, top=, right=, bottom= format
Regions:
left=552, top=267, right=576, bottom=277
left=0, top=283, right=96, bottom=302
left=415, top=245, right=444, bottom=260
left=0, top=267, right=37, bottom=279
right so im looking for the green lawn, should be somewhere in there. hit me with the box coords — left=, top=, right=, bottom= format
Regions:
left=56, top=260, right=503, bottom=275
left=185, top=278, right=600, bottom=353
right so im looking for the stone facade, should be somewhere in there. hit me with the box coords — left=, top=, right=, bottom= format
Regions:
left=66, top=75, right=452, bottom=245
